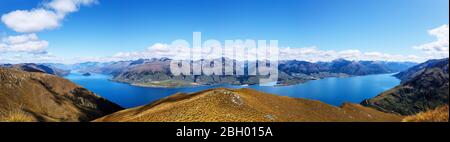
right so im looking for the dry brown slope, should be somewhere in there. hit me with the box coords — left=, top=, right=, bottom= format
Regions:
left=95, top=88, right=403, bottom=122
left=403, top=105, right=449, bottom=122
left=0, top=68, right=123, bottom=122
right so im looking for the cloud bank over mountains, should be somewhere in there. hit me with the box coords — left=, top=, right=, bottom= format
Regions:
left=110, top=43, right=423, bottom=63
left=109, top=24, right=448, bottom=63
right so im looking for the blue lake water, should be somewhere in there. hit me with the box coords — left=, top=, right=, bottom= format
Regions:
left=65, top=73, right=400, bottom=108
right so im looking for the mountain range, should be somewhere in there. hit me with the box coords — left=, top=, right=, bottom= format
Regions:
left=0, top=63, right=70, bottom=77
left=44, top=58, right=416, bottom=87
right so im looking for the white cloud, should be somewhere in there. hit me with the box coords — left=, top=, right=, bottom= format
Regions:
left=1, top=0, right=97, bottom=33
left=414, top=24, right=449, bottom=58
left=46, top=0, right=98, bottom=17
left=1, top=9, right=60, bottom=33
left=0, top=33, right=48, bottom=54
left=112, top=43, right=192, bottom=61
left=0, top=0, right=97, bottom=64
left=3, top=42, right=424, bottom=64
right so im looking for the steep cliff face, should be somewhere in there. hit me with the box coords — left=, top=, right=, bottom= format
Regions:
left=362, top=58, right=449, bottom=115
left=95, top=88, right=402, bottom=122
left=0, top=68, right=123, bottom=122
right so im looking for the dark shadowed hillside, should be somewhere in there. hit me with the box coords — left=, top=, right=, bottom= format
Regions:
left=362, top=58, right=449, bottom=115
left=394, top=58, right=449, bottom=83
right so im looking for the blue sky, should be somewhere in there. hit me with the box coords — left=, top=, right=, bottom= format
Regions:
left=0, top=0, right=448, bottom=63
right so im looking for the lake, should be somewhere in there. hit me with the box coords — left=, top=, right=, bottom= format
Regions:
left=65, top=73, right=400, bottom=108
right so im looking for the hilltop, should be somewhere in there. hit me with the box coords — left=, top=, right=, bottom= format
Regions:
left=95, top=88, right=403, bottom=122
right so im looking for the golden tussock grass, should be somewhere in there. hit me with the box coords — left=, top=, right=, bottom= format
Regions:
left=0, top=104, right=35, bottom=122
left=402, top=105, right=449, bottom=122
left=95, top=88, right=403, bottom=122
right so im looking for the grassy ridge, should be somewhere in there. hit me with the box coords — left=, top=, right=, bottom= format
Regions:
left=95, top=88, right=403, bottom=122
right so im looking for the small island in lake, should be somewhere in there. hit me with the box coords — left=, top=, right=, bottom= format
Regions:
left=82, top=73, right=91, bottom=76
